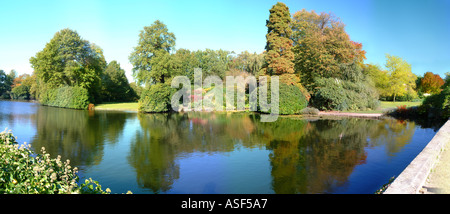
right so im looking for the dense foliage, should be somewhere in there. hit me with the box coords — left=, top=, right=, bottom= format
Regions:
left=278, top=83, right=308, bottom=114
left=0, top=69, right=15, bottom=99
left=419, top=71, right=444, bottom=95
left=291, top=9, right=366, bottom=91
left=262, top=2, right=295, bottom=76
left=290, top=9, right=378, bottom=110
left=129, top=20, right=177, bottom=86
left=383, top=54, right=417, bottom=102
left=10, top=84, right=30, bottom=100
left=101, top=61, right=137, bottom=102
left=312, top=77, right=379, bottom=111
left=420, top=84, right=450, bottom=119
left=259, top=82, right=308, bottom=115
left=30, top=28, right=106, bottom=104
left=138, top=83, right=175, bottom=113
left=40, top=86, right=90, bottom=110
left=0, top=130, right=112, bottom=194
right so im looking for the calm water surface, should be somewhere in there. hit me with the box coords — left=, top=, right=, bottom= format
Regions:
left=0, top=100, right=440, bottom=194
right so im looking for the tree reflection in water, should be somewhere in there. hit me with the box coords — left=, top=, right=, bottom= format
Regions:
left=128, top=112, right=417, bottom=194
left=0, top=101, right=434, bottom=193
left=31, top=107, right=132, bottom=167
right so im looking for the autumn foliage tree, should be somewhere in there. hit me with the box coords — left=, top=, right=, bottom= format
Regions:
left=420, top=72, right=444, bottom=95
left=290, top=9, right=378, bottom=110
left=384, top=54, right=417, bottom=102
left=262, top=2, right=297, bottom=84
left=291, top=9, right=366, bottom=91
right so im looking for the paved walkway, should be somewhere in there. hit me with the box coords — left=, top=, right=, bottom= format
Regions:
left=384, top=120, right=450, bottom=194
left=422, top=137, right=450, bottom=194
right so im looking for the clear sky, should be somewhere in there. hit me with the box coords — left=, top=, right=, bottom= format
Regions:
left=1, top=0, right=449, bottom=81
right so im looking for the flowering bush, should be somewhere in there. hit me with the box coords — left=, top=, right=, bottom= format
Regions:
left=0, top=130, right=119, bottom=194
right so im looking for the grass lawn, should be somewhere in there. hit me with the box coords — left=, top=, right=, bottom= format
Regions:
left=92, top=101, right=423, bottom=114
left=342, top=101, right=422, bottom=114
left=94, top=102, right=138, bottom=111
left=379, top=101, right=422, bottom=109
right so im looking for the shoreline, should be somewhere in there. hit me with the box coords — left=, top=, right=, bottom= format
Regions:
left=2, top=100, right=389, bottom=119
left=94, top=106, right=387, bottom=119
left=318, top=111, right=384, bottom=118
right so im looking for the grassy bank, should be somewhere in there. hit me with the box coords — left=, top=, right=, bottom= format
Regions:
left=342, top=101, right=422, bottom=114
left=94, top=102, right=138, bottom=111
left=379, top=101, right=422, bottom=109
left=93, top=101, right=423, bottom=114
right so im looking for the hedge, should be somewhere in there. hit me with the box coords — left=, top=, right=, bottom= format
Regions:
left=259, top=82, right=308, bottom=115
left=40, top=86, right=90, bottom=110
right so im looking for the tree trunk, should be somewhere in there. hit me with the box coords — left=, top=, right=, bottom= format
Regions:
left=393, top=94, right=396, bottom=102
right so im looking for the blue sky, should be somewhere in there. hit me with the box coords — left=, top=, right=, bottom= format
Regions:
left=1, top=0, right=449, bottom=81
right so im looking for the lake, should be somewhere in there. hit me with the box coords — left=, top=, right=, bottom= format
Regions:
left=0, top=100, right=441, bottom=194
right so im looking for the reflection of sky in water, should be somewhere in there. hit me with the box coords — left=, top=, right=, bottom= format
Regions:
left=0, top=101, right=38, bottom=145
left=0, top=100, right=442, bottom=194
left=334, top=127, right=438, bottom=193
left=168, top=147, right=273, bottom=194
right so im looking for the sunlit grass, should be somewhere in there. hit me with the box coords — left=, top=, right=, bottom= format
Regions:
left=95, top=102, right=138, bottom=111
left=379, top=101, right=422, bottom=109
left=341, top=101, right=423, bottom=114
left=93, top=100, right=423, bottom=114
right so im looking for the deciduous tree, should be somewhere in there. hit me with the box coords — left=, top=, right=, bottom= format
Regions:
left=129, top=20, right=176, bottom=86
left=102, top=60, right=136, bottom=102
left=29, top=28, right=106, bottom=103
left=291, top=9, right=366, bottom=91
left=420, top=71, right=444, bottom=95
left=384, top=54, right=417, bottom=102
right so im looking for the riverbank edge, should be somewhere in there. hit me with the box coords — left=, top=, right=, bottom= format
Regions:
left=93, top=104, right=387, bottom=119
left=318, top=111, right=384, bottom=118
left=383, top=119, right=450, bottom=194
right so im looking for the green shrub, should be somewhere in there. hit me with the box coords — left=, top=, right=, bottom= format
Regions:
left=312, top=78, right=380, bottom=111
left=11, top=85, right=30, bottom=100
left=138, top=83, right=175, bottom=113
left=40, top=86, right=90, bottom=110
left=0, top=130, right=112, bottom=194
left=278, top=83, right=308, bottom=115
left=421, top=85, right=450, bottom=119
left=259, top=83, right=308, bottom=115
left=300, top=107, right=319, bottom=115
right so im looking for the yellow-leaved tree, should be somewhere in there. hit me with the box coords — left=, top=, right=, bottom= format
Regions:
left=384, top=54, right=417, bottom=102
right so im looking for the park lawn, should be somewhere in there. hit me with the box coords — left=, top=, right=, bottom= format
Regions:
left=93, top=101, right=423, bottom=114
left=95, top=102, right=139, bottom=111
left=342, top=101, right=423, bottom=114
left=379, top=101, right=422, bottom=109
